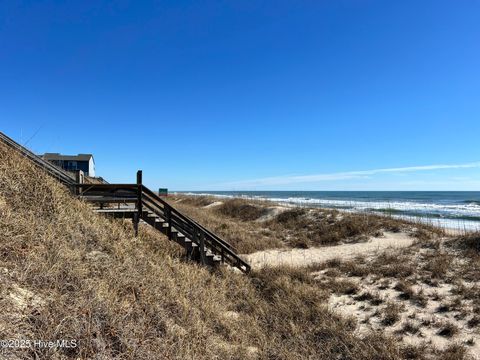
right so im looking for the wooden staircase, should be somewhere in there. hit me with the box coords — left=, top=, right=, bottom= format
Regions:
left=0, top=131, right=250, bottom=273
left=76, top=173, right=250, bottom=273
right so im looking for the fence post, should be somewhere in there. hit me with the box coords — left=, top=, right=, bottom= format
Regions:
left=134, top=170, right=142, bottom=237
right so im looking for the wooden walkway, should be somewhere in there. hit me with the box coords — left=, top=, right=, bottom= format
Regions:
left=0, top=131, right=250, bottom=273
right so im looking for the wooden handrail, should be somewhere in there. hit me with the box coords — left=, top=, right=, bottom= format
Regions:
left=73, top=184, right=138, bottom=190
left=141, top=188, right=249, bottom=272
left=0, top=131, right=76, bottom=185
left=141, top=186, right=238, bottom=252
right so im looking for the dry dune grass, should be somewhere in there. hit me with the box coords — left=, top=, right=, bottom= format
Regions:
left=265, top=207, right=442, bottom=248
left=176, top=195, right=218, bottom=208
left=0, top=144, right=412, bottom=359
left=216, top=199, right=270, bottom=221
left=170, top=196, right=284, bottom=253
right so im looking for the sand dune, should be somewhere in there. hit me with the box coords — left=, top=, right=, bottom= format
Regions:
left=244, top=232, right=416, bottom=269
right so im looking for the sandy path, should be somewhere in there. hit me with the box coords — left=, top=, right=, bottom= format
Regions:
left=244, top=232, right=415, bottom=269
left=203, top=201, right=223, bottom=208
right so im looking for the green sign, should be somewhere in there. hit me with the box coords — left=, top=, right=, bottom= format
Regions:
left=158, top=188, right=168, bottom=196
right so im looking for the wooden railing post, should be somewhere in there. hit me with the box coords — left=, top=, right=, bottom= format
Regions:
left=199, top=230, right=206, bottom=265
left=75, top=170, right=84, bottom=195
left=165, top=206, right=172, bottom=239
left=134, top=170, right=142, bottom=237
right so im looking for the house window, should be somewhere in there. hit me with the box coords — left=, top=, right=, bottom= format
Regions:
left=67, top=161, right=77, bottom=170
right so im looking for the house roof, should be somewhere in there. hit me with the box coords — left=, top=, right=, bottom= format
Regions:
left=42, top=153, right=94, bottom=163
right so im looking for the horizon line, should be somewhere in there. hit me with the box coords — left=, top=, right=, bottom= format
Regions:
left=209, top=161, right=480, bottom=188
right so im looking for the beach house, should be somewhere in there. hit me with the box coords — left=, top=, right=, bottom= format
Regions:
left=41, top=153, right=95, bottom=177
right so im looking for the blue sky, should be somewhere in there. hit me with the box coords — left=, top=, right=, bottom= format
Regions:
left=1, top=1, right=479, bottom=191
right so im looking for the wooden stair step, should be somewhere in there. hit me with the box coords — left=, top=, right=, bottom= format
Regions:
left=183, top=238, right=197, bottom=247
left=203, top=251, right=221, bottom=266
left=205, top=250, right=220, bottom=260
left=154, top=219, right=168, bottom=227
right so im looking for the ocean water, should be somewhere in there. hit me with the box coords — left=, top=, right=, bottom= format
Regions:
left=180, top=191, right=480, bottom=231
